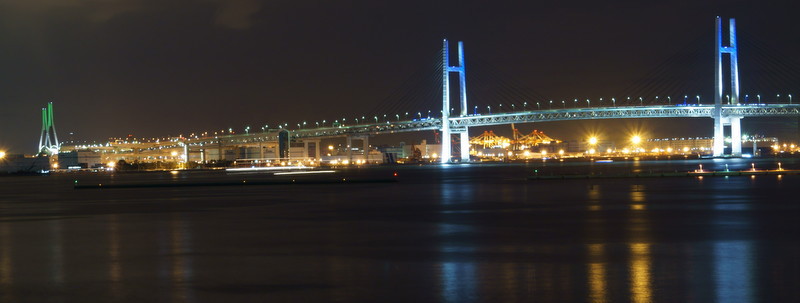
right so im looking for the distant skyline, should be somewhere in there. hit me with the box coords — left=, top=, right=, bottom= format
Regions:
left=2, top=0, right=799, bottom=153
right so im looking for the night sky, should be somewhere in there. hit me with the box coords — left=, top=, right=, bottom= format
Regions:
left=1, top=0, right=799, bottom=153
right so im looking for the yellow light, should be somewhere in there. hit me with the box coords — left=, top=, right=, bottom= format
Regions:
left=666, top=147, right=673, bottom=153
left=631, top=135, right=641, bottom=145
left=507, top=151, right=513, bottom=156
left=588, top=148, right=595, bottom=154
left=606, top=148, right=612, bottom=153
left=328, top=145, right=334, bottom=150
left=52, top=163, right=59, bottom=169
left=523, top=150, right=530, bottom=157
left=682, top=147, right=689, bottom=152
left=431, top=153, right=438, bottom=158
left=558, top=149, right=564, bottom=155
left=588, top=137, right=598, bottom=145
left=622, top=148, right=630, bottom=154
left=107, top=161, right=116, bottom=168
left=342, top=160, right=350, bottom=165
left=541, top=150, right=547, bottom=155
left=171, top=151, right=178, bottom=157
left=0, top=151, right=5, bottom=159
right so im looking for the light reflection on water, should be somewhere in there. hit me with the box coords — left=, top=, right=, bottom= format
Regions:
left=0, top=160, right=797, bottom=302
left=108, top=215, right=122, bottom=300
left=587, top=244, right=607, bottom=303
left=1, top=223, right=13, bottom=302
left=439, top=182, right=477, bottom=303
left=170, top=214, right=194, bottom=303
left=629, top=243, right=652, bottom=303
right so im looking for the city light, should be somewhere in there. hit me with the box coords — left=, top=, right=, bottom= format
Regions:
left=588, top=136, right=598, bottom=145
left=0, top=151, right=5, bottom=159
left=631, top=135, right=642, bottom=145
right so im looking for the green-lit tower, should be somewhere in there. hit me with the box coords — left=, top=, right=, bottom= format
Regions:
left=38, top=102, right=60, bottom=155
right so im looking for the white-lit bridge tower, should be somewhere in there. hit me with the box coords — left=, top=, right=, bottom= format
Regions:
left=441, top=39, right=470, bottom=163
left=713, top=17, right=742, bottom=157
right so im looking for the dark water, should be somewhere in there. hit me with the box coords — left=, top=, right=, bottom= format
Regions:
left=1, top=158, right=799, bottom=302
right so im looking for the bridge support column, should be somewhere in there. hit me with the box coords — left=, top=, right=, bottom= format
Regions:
left=303, top=141, right=310, bottom=161
left=713, top=16, right=742, bottom=157
left=460, top=130, right=470, bottom=162
left=441, top=39, right=468, bottom=163
left=713, top=116, right=725, bottom=156
left=346, top=136, right=353, bottom=164
left=314, top=140, right=321, bottom=162
left=362, top=136, right=370, bottom=163
left=731, top=117, right=742, bottom=157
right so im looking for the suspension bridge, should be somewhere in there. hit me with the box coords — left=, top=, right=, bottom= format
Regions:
left=281, top=17, right=800, bottom=162
left=65, top=17, right=800, bottom=164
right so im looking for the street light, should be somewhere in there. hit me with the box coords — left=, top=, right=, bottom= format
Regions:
left=588, top=136, right=598, bottom=145
left=790, top=94, right=793, bottom=104
left=696, top=95, right=700, bottom=105
left=586, top=99, right=590, bottom=107
left=631, top=135, right=642, bottom=147
left=639, top=97, right=643, bottom=106
left=549, top=100, right=553, bottom=109
left=757, top=94, right=761, bottom=103
left=536, top=102, right=540, bottom=110
left=523, top=101, right=528, bottom=110
left=612, top=98, right=616, bottom=107
left=667, top=96, right=671, bottom=105
left=562, top=100, right=565, bottom=109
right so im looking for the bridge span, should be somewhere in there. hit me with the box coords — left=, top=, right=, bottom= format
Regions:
left=290, top=104, right=800, bottom=139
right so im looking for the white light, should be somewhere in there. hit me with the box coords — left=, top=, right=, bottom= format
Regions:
left=274, top=170, right=336, bottom=175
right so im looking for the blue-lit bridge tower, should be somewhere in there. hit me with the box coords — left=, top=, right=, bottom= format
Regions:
left=441, top=39, right=470, bottom=163
left=714, top=17, right=742, bottom=157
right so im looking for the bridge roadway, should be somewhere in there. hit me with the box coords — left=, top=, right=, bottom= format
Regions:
left=155, top=104, right=800, bottom=152
left=290, top=104, right=800, bottom=139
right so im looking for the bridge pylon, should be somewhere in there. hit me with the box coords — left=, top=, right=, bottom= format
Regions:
left=38, top=102, right=60, bottom=156
left=713, top=17, right=742, bottom=157
left=441, top=39, right=470, bottom=163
